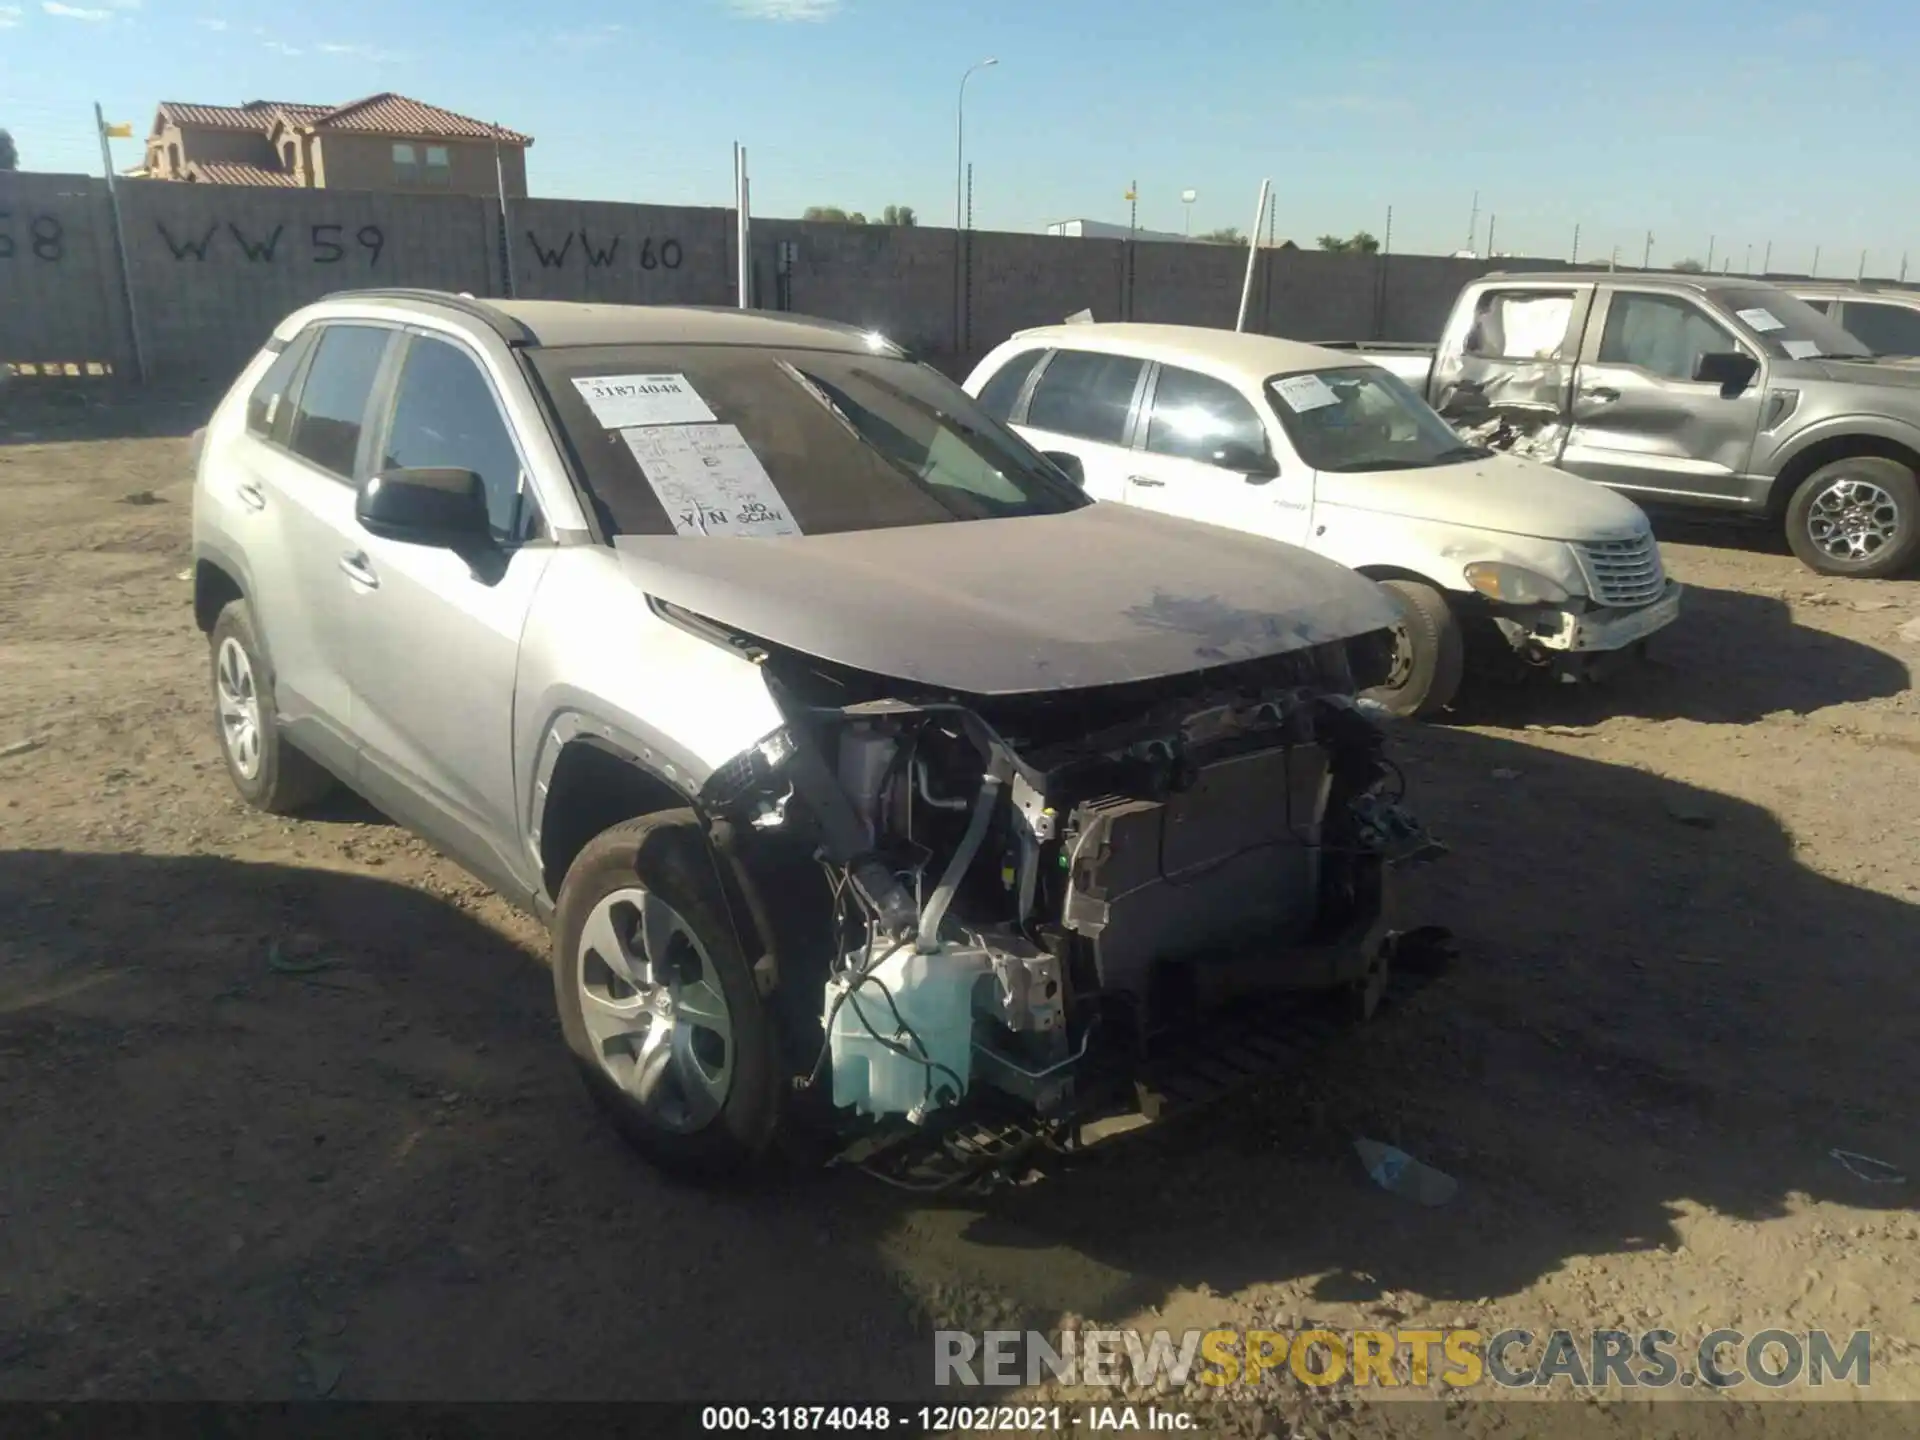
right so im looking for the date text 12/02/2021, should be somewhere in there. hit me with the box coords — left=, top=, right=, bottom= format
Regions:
left=698, top=1406, right=1193, bottom=1433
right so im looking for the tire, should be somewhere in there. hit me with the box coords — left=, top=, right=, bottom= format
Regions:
left=1362, top=579, right=1465, bottom=719
left=552, top=811, right=786, bottom=1182
left=1784, top=456, right=1920, bottom=578
left=208, top=599, right=335, bottom=814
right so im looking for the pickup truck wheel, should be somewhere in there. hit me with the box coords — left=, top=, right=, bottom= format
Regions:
left=552, top=811, right=785, bottom=1182
left=1362, top=579, right=1465, bottom=719
left=1785, top=458, right=1920, bottom=578
left=207, top=600, right=335, bottom=814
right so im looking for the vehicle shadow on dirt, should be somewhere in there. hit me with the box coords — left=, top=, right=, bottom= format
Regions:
left=0, top=850, right=933, bottom=1402
left=1453, top=580, right=1911, bottom=727
left=937, top=722, right=1916, bottom=1325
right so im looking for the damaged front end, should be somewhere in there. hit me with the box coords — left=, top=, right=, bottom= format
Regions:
left=692, top=614, right=1441, bottom=1167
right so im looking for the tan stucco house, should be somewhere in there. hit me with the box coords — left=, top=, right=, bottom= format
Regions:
left=133, top=93, right=531, bottom=195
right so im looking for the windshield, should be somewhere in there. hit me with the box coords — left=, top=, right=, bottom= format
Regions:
left=527, top=344, right=1090, bottom=538
left=1266, top=365, right=1483, bottom=473
left=1710, top=287, right=1871, bottom=360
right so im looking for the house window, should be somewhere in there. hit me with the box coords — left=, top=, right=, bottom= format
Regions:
left=168, top=142, right=181, bottom=174
left=392, top=142, right=419, bottom=184
left=424, top=145, right=451, bottom=187
left=281, top=140, right=296, bottom=170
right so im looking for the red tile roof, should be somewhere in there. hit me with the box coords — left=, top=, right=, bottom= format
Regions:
left=307, top=93, right=532, bottom=144
left=153, top=94, right=529, bottom=146
left=185, top=161, right=302, bottom=187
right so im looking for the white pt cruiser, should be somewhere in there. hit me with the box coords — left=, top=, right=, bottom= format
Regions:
left=964, top=324, right=1683, bottom=716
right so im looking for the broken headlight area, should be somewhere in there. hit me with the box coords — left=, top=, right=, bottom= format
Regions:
left=700, top=631, right=1441, bottom=1149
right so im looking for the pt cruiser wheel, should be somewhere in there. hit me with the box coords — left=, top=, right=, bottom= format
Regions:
left=552, top=811, right=785, bottom=1180
left=1362, top=578, right=1465, bottom=719
left=1785, top=457, right=1920, bottom=579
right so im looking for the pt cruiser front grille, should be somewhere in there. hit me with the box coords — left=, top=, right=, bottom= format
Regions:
left=1575, top=533, right=1666, bottom=608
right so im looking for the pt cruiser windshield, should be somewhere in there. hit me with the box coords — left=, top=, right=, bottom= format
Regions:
left=1267, top=365, right=1485, bottom=473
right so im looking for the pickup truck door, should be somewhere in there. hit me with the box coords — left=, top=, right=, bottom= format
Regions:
left=1427, top=284, right=1592, bottom=450
left=1118, top=361, right=1313, bottom=545
left=1007, top=348, right=1148, bottom=504
left=1560, top=287, right=1765, bottom=504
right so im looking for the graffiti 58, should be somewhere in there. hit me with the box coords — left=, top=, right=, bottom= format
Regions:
left=0, top=212, right=65, bottom=262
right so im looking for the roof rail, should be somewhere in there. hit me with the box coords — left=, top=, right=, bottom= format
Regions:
left=317, top=287, right=537, bottom=346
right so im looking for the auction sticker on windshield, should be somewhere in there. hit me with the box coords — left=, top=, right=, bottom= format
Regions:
left=621, top=423, right=800, bottom=538
left=574, top=373, right=718, bottom=428
left=1273, top=374, right=1340, bottom=412
left=1783, top=339, right=1822, bottom=359
left=1735, top=307, right=1784, bottom=333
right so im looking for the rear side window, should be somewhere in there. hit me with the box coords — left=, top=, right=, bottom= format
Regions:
left=1024, top=349, right=1144, bottom=445
left=244, top=329, right=314, bottom=446
left=1838, top=301, right=1920, bottom=356
left=1464, top=290, right=1577, bottom=360
left=975, top=349, right=1044, bottom=421
left=1144, top=365, right=1268, bottom=463
left=288, top=325, right=392, bottom=480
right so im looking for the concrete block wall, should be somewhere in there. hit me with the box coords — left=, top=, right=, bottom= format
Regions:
left=117, top=180, right=496, bottom=382
left=2, top=171, right=1574, bottom=394
left=0, top=172, right=129, bottom=369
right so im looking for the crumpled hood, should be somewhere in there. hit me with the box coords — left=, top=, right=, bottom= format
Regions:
left=614, top=502, right=1397, bottom=696
left=1320, top=451, right=1650, bottom=541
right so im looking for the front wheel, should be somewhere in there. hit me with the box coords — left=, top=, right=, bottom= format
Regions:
left=1784, top=457, right=1920, bottom=578
left=1362, top=579, right=1465, bottom=719
left=551, top=811, right=787, bottom=1182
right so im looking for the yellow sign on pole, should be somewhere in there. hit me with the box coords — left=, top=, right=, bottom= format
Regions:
left=103, top=122, right=134, bottom=139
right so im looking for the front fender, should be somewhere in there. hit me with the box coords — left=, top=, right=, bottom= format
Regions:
left=1760, top=411, right=1920, bottom=482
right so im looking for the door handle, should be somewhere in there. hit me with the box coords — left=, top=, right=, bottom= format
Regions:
left=338, top=551, right=380, bottom=589
left=1127, top=474, right=1166, bottom=488
left=1579, top=386, right=1621, bottom=403
left=235, top=480, right=266, bottom=511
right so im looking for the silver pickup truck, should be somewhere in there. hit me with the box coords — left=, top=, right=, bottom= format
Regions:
left=1325, top=272, right=1920, bottom=578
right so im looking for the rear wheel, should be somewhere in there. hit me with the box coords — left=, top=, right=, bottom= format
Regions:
left=1362, top=579, right=1465, bottom=719
left=552, top=811, right=786, bottom=1181
left=208, top=600, right=335, bottom=814
left=1784, top=457, right=1920, bottom=578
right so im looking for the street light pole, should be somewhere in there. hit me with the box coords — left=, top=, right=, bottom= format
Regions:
left=954, top=58, right=998, bottom=234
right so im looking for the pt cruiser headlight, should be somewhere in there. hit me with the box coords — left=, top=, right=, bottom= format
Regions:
left=1463, top=562, right=1570, bottom=605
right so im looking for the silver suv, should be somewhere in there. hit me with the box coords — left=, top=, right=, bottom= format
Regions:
left=191, top=289, right=1433, bottom=1181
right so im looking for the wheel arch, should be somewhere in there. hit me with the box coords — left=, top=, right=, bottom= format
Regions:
left=1768, top=430, right=1920, bottom=518
left=193, top=557, right=247, bottom=635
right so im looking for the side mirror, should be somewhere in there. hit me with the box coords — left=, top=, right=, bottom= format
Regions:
left=1040, top=450, right=1086, bottom=488
left=357, top=467, right=493, bottom=548
left=1213, top=441, right=1279, bottom=483
left=1692, top=351, right=1759, bottom=396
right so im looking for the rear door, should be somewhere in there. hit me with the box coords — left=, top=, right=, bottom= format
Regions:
left=1427, top=283, right=1590, bottom=442
left=332, top=328, right=554, bottom=896
left=243, top=321, right=396, bottom=773
left=1009, top=348, right=1149, bottom=502
left=1119, top=362, right=1313, bottom=545
left=1561, top=287, right=1765, bottom=503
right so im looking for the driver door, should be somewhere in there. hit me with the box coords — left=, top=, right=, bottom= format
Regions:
left=333, top=329, right=553, bottom=897
left=1120, top=362, right=1313, bottom=546
left=1561, top=288, right=1766, bottom=504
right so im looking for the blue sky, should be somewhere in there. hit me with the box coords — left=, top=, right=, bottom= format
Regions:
left=3, top=0, right=1918, bottom=271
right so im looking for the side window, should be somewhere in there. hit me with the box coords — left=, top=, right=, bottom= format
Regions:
left=1800, top=297, right=1832, bottom=314
left=287, top=325, right=391, bottom=480
left=1024, top=349, right=1144, bottom=446
left=1597, top=294, right=1736, bottom=381
left=1465, top=290, right=1577, bottom=360
left=1837, top=302, right=1920, bottom=357
left=381, top=334, right=529, bottom=542
left=975, top=349, right=1044, bottom=422
left=1144, top=365, right=1268, bottom=463
left=245, top=329, right=315, bottom=446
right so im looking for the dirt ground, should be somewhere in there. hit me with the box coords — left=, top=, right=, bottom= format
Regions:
left=2, top=391, right=1916, bottom=1432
